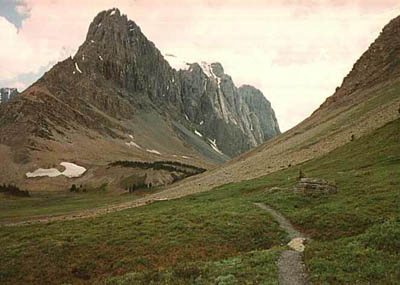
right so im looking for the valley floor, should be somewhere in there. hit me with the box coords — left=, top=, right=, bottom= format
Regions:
left=1, top=119, right=399, bottom=284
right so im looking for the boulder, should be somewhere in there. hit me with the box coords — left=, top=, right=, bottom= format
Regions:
left=288, top=237, right=306, bottom=252
left=294, top=178, right=337, bottom=196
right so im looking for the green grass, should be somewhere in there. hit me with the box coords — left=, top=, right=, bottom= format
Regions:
left=255, top=119, right=400, bottom=241
left=0, top=187, right=142, bottom=224
left=305, top=217, right=400, bottom=283
left=1, top=117, right=399, bottom=284
left=246, top=118, right=400, bottom=283
left=0, top=186, right=285, bottom=284
left=105, top=247, right=283, bottom=285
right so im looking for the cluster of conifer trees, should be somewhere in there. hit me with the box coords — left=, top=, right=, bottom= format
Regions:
left=111, top=160, right=207, bottom=194
left=0, top=184, right=30, bottom=197
left=69, top=184, right=87, bottom=193
left=109, top=160, right=206, bottom=175
left=126, top=183, right=147, bottom=193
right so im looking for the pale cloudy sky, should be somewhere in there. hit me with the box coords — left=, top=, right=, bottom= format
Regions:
left=0, top=0, right=399, bottom=131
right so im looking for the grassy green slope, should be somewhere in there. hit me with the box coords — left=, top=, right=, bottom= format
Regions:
left=0, top=185, right=139, bottom=224
left=111, top=117, right=400, bottom=284
left=0, top=187, right=285, bottom=284
left=251, top=118, right=400, bottom=283
left=1, top=119, right=399, bottom=284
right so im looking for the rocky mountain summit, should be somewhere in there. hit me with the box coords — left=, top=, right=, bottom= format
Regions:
left=0, top=8, right=279, bottom=186
left=72, top=8, right=280, bottom=157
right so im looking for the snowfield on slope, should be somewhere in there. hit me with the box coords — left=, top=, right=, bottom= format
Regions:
left=194, top=130, right=203, bottom=137
left=125, top=141, right=141, bottom=149
left=146, top=149, right=161, bottom=155
left=26, top=162, right=87, bottom=178
left=208, top=138, right=224, bottom=155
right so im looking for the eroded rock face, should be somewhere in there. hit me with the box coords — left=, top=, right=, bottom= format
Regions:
left=178, top=62, right=281, bottom=157
left=239, top=85, right=280, bottom=141
left=294, top=178, right=338, bottom=196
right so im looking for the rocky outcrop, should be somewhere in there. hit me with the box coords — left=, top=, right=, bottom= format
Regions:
left=294, top=178, right=338, bottom=196
left=321, top=15, right=400, bottom=107
left=0, top=88, right=18, bottom=105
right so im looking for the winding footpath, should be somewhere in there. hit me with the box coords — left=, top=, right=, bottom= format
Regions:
left=254, top=203, right=309, bottom=285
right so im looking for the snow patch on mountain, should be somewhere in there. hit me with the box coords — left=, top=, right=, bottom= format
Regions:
left=208, top=138, right=223, bottom=155
left=200, top=61, right=221, bottom=79
left=126, top=141, right=141, bottom=149
left=75, top=63, right=82, bottom=74
left=26, top=162, right=87, bottom=178
left=146, top=149, right=161, bottom=155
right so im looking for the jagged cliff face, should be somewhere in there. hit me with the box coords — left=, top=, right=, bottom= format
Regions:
left=0, top=8, right=280, bottom=176
left=322, top=15, right=400, bottom=107
left=178, top=62, right=280, bottom=156
left=238, top=85, right=280, bottom=141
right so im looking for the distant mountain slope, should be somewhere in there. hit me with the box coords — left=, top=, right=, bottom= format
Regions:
left=151, top=13, right=400, bottom=200
left=0, top=8, right=279, bottom=188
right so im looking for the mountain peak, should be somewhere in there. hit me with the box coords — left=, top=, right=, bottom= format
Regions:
left=95, top=8, right=124, bottom=22
left=84, top=8, right=137, bottom=44
left=0, top=8, right=281, bottom=185
left=71, top=8, right=163, bottom=91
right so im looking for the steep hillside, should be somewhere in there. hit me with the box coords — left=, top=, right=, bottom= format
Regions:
left=148, top=12, right=400, bottom=200
left=0, top=8, right=279, bottom=189
left=322, top=14, right=400, bottom=106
